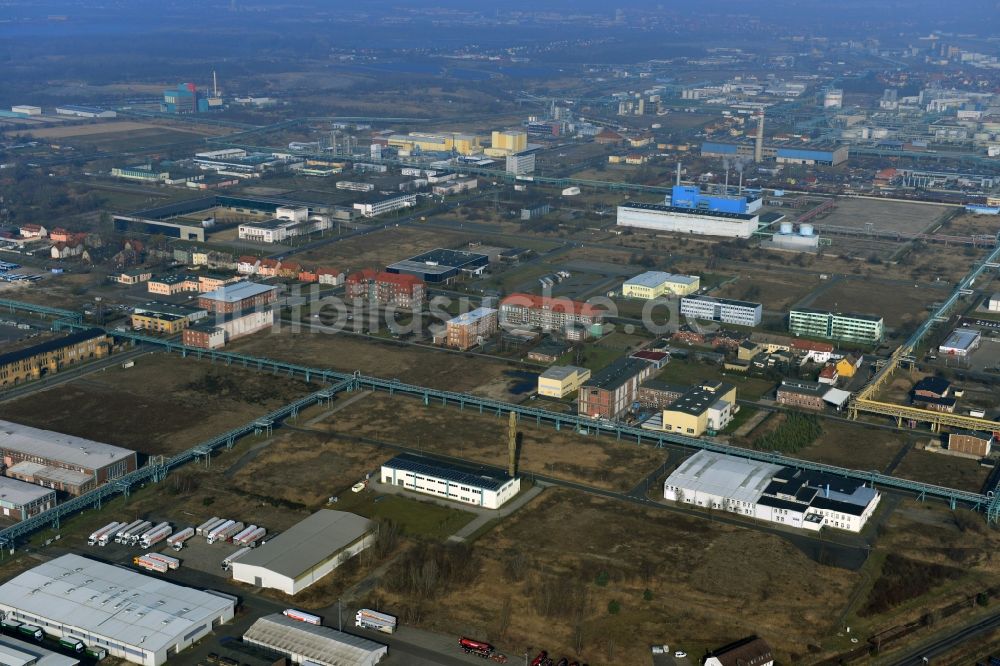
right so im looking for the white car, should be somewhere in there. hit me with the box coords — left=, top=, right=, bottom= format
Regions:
left=674, top=651, right=687, bottom=659
left=351, top=482, right=366, bottom=493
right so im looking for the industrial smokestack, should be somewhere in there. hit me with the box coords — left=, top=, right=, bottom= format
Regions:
left=675, top=162, right=682, bottom=187
left=213, top=70, right=218, bottom=97
left=507, top=411, right=517, bottom=477
left=754, top=111, right=765, bottom=163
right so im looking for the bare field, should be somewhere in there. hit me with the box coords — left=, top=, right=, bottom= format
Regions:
left=715, top=270, right=822, bottom=310
left=0, top=353, right=317, bottom=456
left=316, top=393, right=666, bottom=492
left=796, top=421, right=906, bottom=472
left=813, top=198, right=948, bottom=234
left=293, top=226, right=476, bottom=272
left=809, top=278, right=937, bottom=329
left=24, top=121, right=209, bottom=139
left=372, top=488, right=856, bottom=666
left=226, top=329, right=525, bottom=399
left=893, top=447, right=991, bottom=492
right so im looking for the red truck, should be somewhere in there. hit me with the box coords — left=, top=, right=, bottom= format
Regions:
left=460, top=637, right=494, bottom=658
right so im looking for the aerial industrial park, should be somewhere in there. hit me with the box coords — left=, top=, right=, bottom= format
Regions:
left=2, top=1, right=1000, bottom=665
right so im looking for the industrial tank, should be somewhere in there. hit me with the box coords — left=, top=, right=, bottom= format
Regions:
left=800, top=223, right=814, bottom=236
left=779, top=222, right=794, bottom=235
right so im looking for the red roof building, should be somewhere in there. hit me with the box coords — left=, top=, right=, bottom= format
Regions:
left=499, top=293, right=604, bottom=334
left=346, top=269, right=425, bottom=307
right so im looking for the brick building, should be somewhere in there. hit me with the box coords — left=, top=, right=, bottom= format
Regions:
left=775, top=378, right=827, bottom=411
left=345, top=269, right=426, bottom=308
left=0, top=329, right=111, bottom=387
left=577, top=357, right=655, bottom=420
left=445, top=307, right=498, bottom=350
left=637, top=380, right=687, bottom=410
left=198, top=281, right=277, bottom=314
left=499, top=293, right=604, bottom=335
left=0, top=420, right=137, bottom=495
left=948, top=432, right=993, bottom=458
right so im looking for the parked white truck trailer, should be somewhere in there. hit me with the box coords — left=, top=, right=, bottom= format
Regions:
left=206, top=519, right=235, bottom=543
left=231, top=525, right=257, bottom=544
left=144, top=553, right=180, bottom=570
left=167, top=527, right=195, bottom=550
left=116, top=520, right=150, bottom=544
left=88, top=522, right=122, bottom=546
left=222, top=547, right=252, bottom=571
left=238, top=527, right=267, bottom=547
left=128, top=521, right=160, bottom=547
left=355, top=609, right=397, bottom=634
left=210, top=521, right=244, bottom=544
left=196, top=517, right=224, bottom=536
left=140, top=525, right=173, bottom=549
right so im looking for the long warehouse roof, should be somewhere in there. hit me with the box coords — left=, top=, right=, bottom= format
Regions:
left=232, top=510, right=372, bottom=580
left=244, top=614, right=387, bottom=666
left=0, top=554, right=234, bottom=656
left=0, top=420, right=135, bottom=468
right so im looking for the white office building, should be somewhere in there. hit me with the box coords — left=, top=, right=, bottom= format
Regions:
left=505, top=152, right=536, bottom=175
left=680, top=295, right=762, bottom=326
left=380, top=452, right=521, bottom=510
left=352, top=193, right=416, bottom=217
left=617, top=202, right=759, bottom=238
left=663, top=450, right=880, bottom=533
left=0, top=554, right=236, bottom=666
left=939, top=328, right=981, bottom=358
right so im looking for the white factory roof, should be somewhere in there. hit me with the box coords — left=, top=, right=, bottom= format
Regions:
left=0, top=476, right=55, bottom=506
left=0, top=554, right=235, bottom=655
left=940, top=327, right=981, bottom=352
left=232, top=510, right=372, bottom=580
left=624, top=271, right=699, bottom=288
left=244, top=614, right=387, bottom=666
left=0, top=421, right=135, bottom=469
left=664, top=450, right=783, bottom=505
left=540, top=365, right=589, bottom=381
left=200, top=281, right=276, bottom=303
left=0, top=635, right=79, bottom=666
left=448, top=307, right=497, bottom=326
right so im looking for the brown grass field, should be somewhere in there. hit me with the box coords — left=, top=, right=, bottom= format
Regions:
left=314, top=393, right=666, bottom=492
left=0, top=353, right=317, bottom=456
left=291, top=226, right=478, bottom=274
left=809, top=278, right=938, bottom=329
left=370, top=487, right=857, bottom=666
left=24, top=121, right=213, bottom=139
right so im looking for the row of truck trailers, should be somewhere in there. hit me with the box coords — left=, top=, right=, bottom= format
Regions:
left=85, top=517, right=268, bottom=573
left=0, top=616, right=107, bottom=660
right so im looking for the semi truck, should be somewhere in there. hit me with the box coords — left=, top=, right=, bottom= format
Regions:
left=133, top=555, right=169, bottom=573
left=58, top=637, right=84, bottom=653
left=206, top=519, right=236, bottom=543
left=196, top=517, right=224, bottom=536
left=459, top=637, right=494, bottom=658
left=210, top=521, right=244, bottom=544
left=120, top=520, right=152, bottom=545
left=167, top=527, right=195, bottom=550
left=1, top=618, right=22, bottom=633
left=113, top=520, right=146, bottom=544
left=139, top=524, right=173, bottom=549
left=144, top=553, right=180, bottom=570
left=237, top=527, right=266, bottom=547
left=17, top=624, right=43, bottom=641
left=221, top=547, right=252, bottom=571
left=283, top=609, right=322, bottom=625
left=88, top=522, right=122, bottom=546
left=355, top=609, right=397, bottom=634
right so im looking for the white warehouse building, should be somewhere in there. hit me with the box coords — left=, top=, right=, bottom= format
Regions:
left=380, top=452, right=521, bottom=510
left=617, top=202, right=759, bottom=238
left=663, top=450, right=881, bottom=533
left=230, top=510, right=375, bottom=596
left=0, top=554, right=236, bottom=666
left=243, top=614, right=388, bottom=666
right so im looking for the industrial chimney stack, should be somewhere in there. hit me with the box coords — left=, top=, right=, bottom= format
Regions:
left=507, top=411, right=517, bottom=477
left=754, top=110, right=765, bottom=163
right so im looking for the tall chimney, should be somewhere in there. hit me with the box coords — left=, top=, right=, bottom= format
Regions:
left=675, top=162, right=682, bottom=187
left=213, top=70, right=218, bottom=97
left=754, top=111, right=765, bottom=163
left=507, top=411, right=517, bottom=477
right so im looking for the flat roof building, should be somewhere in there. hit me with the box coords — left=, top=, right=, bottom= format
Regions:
left=381, top=452, right=521, bottom=510
left=659, top=381, right=737, bottom=436
left=538, top=365, right=591, bottom=399
left=617, top=201, right=759, bottom=239
left=243, top=614, right=387, bottom=666
left=789, top=308, right=884, bottom=345
left=444, top=307, right=498, bottom=350
left=0, top=554, right=236, bottom=666
left=0, top=420, right=137, bottom=494
left=578, top=357, right=655, bottom=420
left=681, top=295, right=762, bottom=327
left=198, top=281, right=277, bottom=314
left=939, top=327, right=981, bottom=358
left=386, top=248, right=489, bottom=283
left=0, top=476, right=56, bottom=520
left=622, top=271, right=700, bottom=299
left=231, top=510, right=375, bottom=595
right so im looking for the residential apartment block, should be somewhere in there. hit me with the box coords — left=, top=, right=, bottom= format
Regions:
left=444, top=307, right=498, bottom=350
left=0, top=329, right=110, bottom=387
left=577, top=357, right=654, bottom=420
left=345, top=269, right=426, bottom=308
left=499, top=293, right=604, bottom=334
left=788, top=308, right=884, bottom=345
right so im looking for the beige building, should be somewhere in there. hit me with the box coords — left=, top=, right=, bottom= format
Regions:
left=387, top=132, right=482, bottom=156
left=660, top=381, right=737, bottom=437
left=486, top=130, right=528, bottom=157
left=538, top=365, right=591, bottom=398
left=622, top=271, right=700, bottom=299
